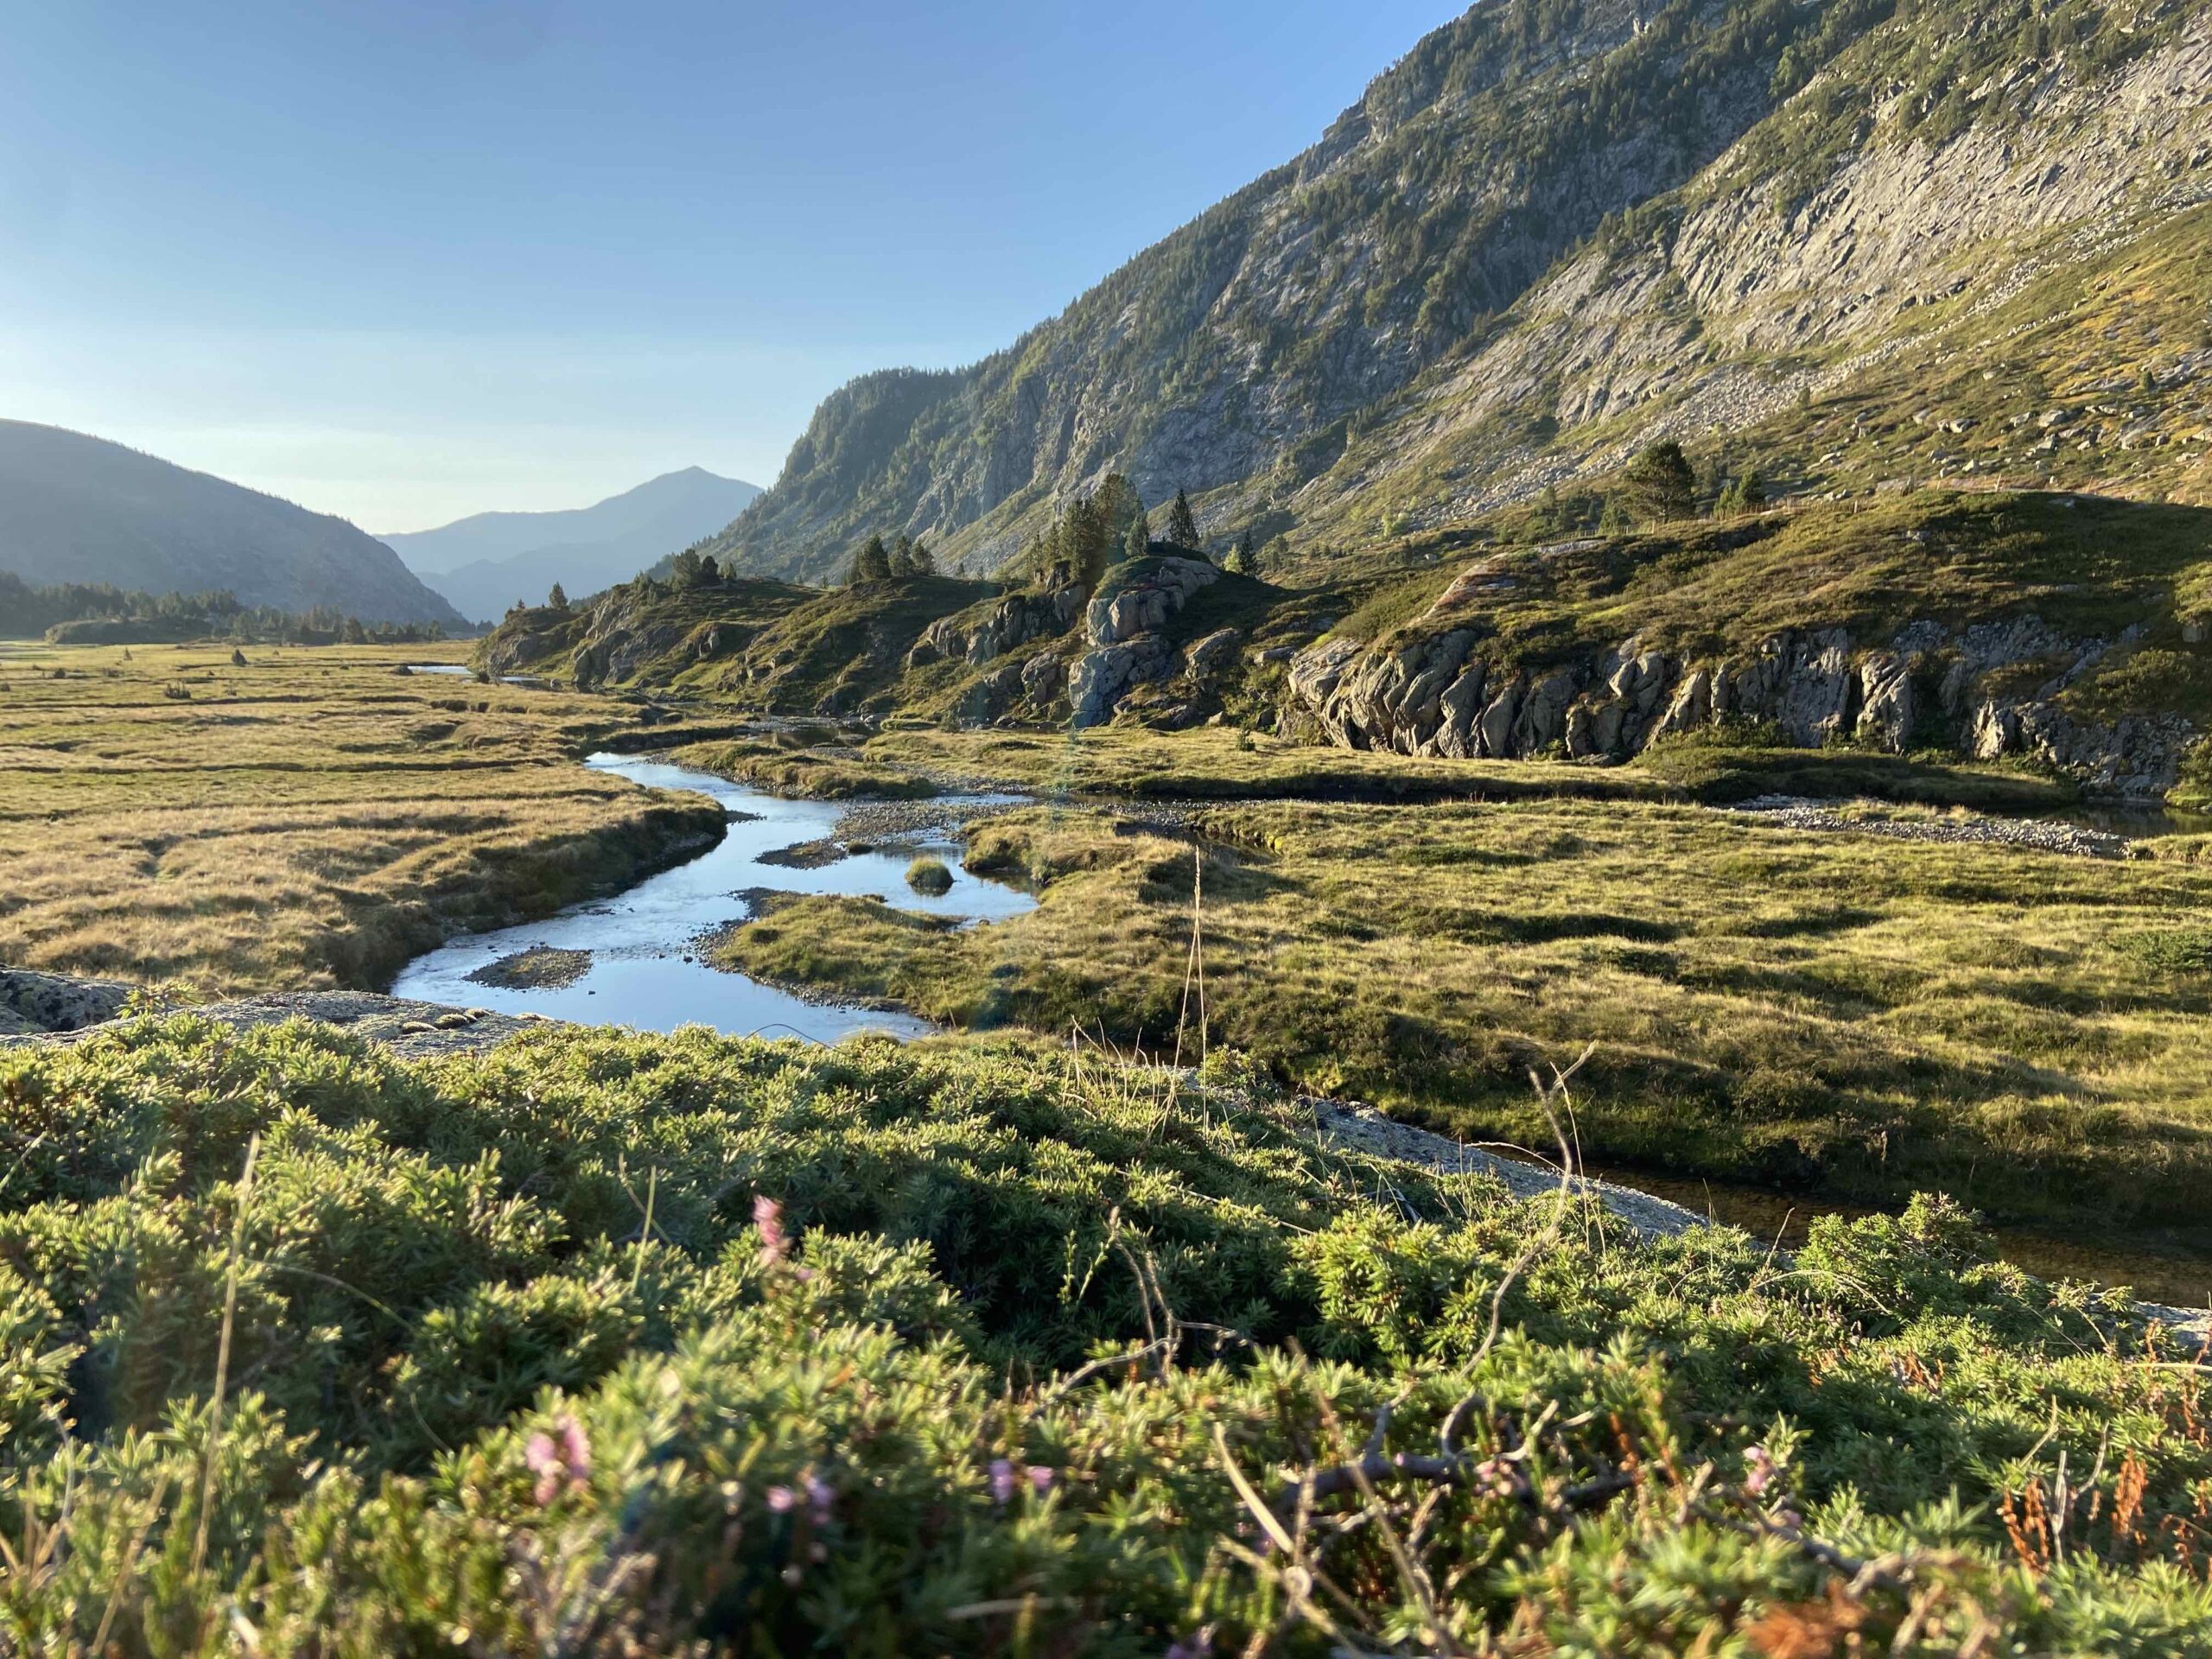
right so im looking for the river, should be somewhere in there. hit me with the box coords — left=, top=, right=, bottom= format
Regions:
left=390, top=753, right=1034, bottom=1041
left=390, top=749, right=2209, bottom=1307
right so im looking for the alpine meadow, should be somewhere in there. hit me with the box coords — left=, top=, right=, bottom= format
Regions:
left=6, top=2, right=2212, bottom=1655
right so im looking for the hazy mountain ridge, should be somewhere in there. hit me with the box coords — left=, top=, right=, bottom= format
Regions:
left=385, top=467, right=760, bottom=623
left=704, top=0, right=2209, bottom=582
left=0, top=420, right=464, bottom=628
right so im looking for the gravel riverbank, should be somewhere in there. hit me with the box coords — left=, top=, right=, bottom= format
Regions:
left=1722, top=794, right=2135, bottom=857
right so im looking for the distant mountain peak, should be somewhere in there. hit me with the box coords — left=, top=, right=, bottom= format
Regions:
left=382, top=468, right=762, bottom=624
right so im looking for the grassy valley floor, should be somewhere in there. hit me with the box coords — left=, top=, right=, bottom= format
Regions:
left=709, top=727, right=2212, bottom=1257
left=0, top=641, right=721, bottom=994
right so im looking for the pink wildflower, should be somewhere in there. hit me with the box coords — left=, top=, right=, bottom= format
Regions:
left=1744, top=1444, right=1777, bottom=1497
left=1471, top=1457, right=1522, bottom=1499
left=753, top=1195, right=789, bottom=1264
left=1027, top=1465, right=1055, bottom=1496
left=805, top=1472, right=835, bottom=1525
left=524, top=1414, right=591, bottom=1504
left=988, top=1458, right=1017, bottom=1505
left=766, top=1484, right=797, bottom=1514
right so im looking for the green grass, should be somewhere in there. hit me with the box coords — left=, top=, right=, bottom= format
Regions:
left=715, top=786, right=2212, bottom=1243
left=1336, top=491, right=2212, bottom=685
left=905, top=855, right=953, bottom=894
left=671, top=736, right=939, bottom=799
left=3, top=1014, right=2208, bottom=1651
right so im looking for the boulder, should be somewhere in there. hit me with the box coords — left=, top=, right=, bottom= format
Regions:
left=1181, top=627, right=1245, bottom=685
left=0, top=968, right=136, bottom=1034
left=1068, top=635, right=1174, bottom=728
left=1086, top=558, right=1219, bottom=647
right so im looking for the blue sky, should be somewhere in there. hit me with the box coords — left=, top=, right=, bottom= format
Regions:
left=0, top=0, right=1465, bottom=531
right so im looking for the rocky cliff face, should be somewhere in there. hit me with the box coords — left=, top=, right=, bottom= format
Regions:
left=1288, top=612, right=2196, bottom=799
left=705, top=0, right=2211, bottom=583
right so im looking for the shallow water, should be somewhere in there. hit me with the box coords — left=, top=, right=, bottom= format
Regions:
left=404, top=663, right=546, bottom=687
left=1575, top=1159, right=2212, bottom=1311
left=390, top=753, right=1035, bottom=1042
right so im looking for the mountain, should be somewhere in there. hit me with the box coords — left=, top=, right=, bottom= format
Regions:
left=382, top=467, right=760, bottom=623
left=704, top=0, right=2212, bottom=582
left=0, top=421, right=465, bottom=628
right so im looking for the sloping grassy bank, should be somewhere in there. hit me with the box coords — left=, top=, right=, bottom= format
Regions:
left=2, top=1014, right=2207, bottom=1652
left=861, top=722, right=2082, bottom=812
left=716, top=796, right=2212, bottom=1243
left=0, top=644, right=723, bottom=995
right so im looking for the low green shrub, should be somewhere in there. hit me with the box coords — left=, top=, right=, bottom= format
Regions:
left=1, top=1015, right=2208, bottom=1653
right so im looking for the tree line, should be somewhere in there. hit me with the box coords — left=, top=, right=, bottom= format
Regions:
left=0, top=573, right=449, bottom=645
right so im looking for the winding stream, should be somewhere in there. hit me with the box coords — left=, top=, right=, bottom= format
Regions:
left=390, top=749, right=2210, bottom=1306
left=391, top=753, right=1034, bottom=1041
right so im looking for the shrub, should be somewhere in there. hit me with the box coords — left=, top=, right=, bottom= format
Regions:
left=905, top=855, right=954, bottom=895
left=1, top=1016, right=2207, bottom=1651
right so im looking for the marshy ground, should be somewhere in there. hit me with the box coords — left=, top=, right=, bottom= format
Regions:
left=0, top=639, right=720, bottom=992
left=9, top=641, right=2211, bottom=1269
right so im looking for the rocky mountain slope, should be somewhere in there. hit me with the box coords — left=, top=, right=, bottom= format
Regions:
left=702, top=0, right=2209, bottom=582
left=383, top=467, right=760, bottom=623
left=482, top=487, right=2212, bottom=801
left=1286, top=493, right=2212, bottom=802
left=0, top=420, right=465, bottom=628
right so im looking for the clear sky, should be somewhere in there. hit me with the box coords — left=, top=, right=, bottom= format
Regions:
left=0, top=0, right=1466, bottom=532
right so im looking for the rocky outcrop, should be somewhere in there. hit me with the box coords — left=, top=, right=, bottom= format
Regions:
left=1181, top=628, right=1244, bottom=685
left=0, top=968, right=136, bottom=1036
left=1066, top=557, right=1220, bottom=728
left=1287, top=615, right=2201, bottom=800
left=906, top=582, right=1089, bottom=671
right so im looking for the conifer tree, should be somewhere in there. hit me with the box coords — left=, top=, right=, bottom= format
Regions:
left=851, top=535, right=893, bottom=585
left=1166, top=489, right=1200, bottom=550
left=1124, top=511, right=1150, bottom=565
left=547, top=582, right=569, bottom=611
left=1622, top=441, right=1696, bottom=524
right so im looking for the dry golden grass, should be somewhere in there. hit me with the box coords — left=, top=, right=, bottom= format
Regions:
left=0, top=641, right=721, bottom=994
left=721, top=785, right=2212, bottom=1239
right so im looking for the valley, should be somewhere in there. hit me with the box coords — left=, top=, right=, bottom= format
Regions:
left=9, top=0, right=2212, bottom=1648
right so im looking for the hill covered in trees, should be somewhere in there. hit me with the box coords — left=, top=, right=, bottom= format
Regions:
left=0, top=421, right=465, bottom=629
left=699, top=0, right=2211, bottom=582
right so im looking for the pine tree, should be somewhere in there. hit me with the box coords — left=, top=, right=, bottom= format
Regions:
left=851, top=536, right=893, bottom=584
left=1621, top=442, right=1696, bottom=524
left=1166, top=489, right=1200, bottom=550
left=1716, top=470, right=1768, bottom=518
left=1064, top=496, right=1112, bottom=586
left=1124, top=511, right=1150, bottom=565
left=906, top=541, right=935, bottom=576
left=1224, top=530, right=1256, bottom=575
left=547, top=583, right=569, bottom=611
